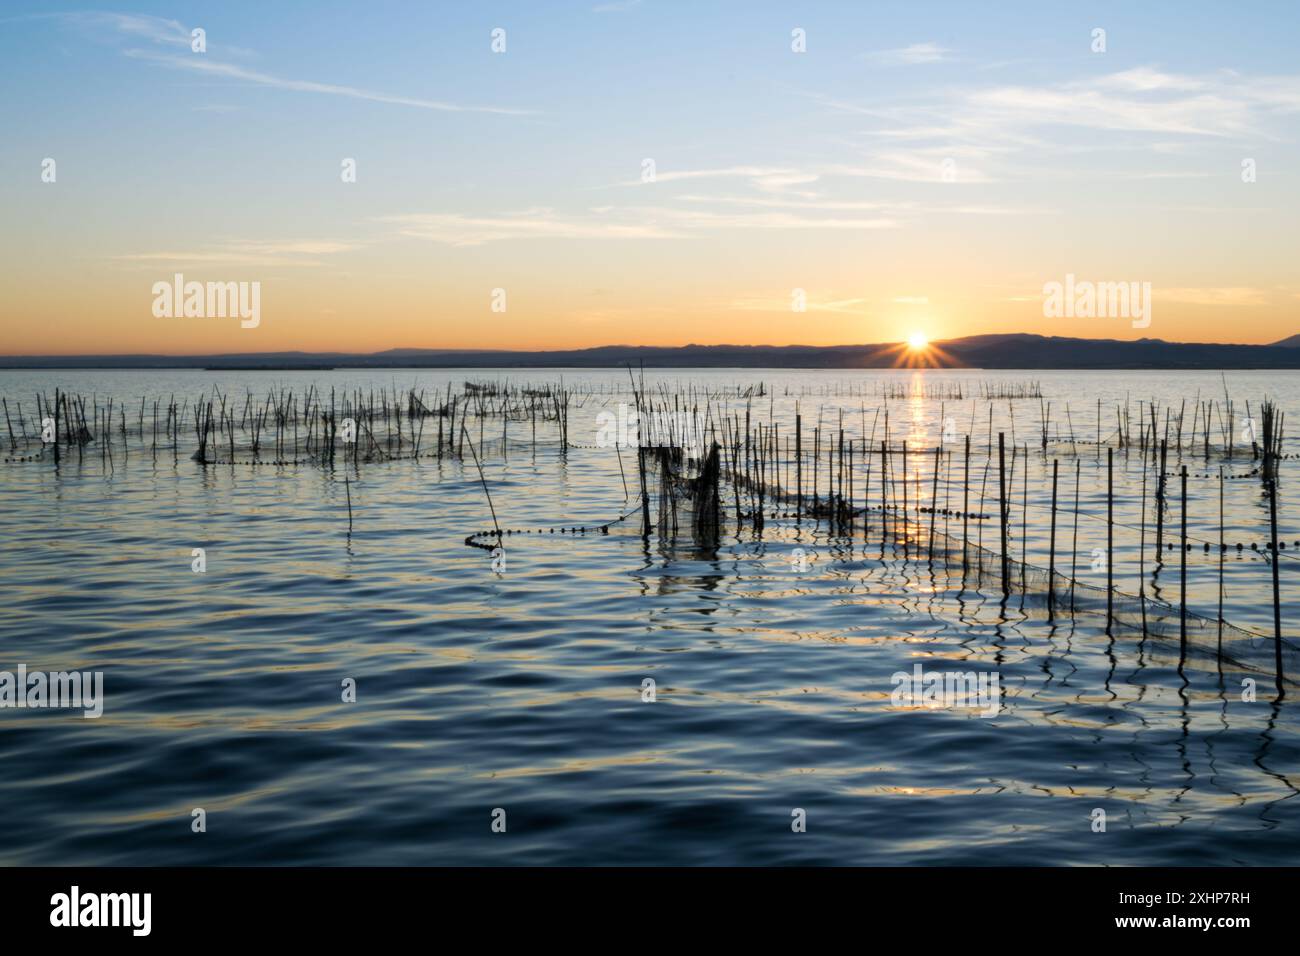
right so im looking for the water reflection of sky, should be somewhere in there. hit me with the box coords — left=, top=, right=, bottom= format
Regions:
left=0, top=369, right=1295, bottom=865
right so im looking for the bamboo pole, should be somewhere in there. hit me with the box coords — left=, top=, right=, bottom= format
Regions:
left=1179, top=464, right=1188, bottom=649
left=962, top=434, right=970, bottom=572
left=1264, top=405, right=1285, bottom=692
left=927, top=445, right=939, bottom=560
left=998, top=432, right=1009, bottom=595
left=1218, top=464, right=1224, bottom=654
left=1106, top=447, right=1114, bottom=631
left=1048, top=459, right=1058, bottom=616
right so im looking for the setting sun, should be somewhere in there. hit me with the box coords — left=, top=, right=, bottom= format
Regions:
left=907, top=331, right=929, bottom=351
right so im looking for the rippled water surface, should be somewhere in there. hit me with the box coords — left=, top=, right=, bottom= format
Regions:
left=0, top=368, right=1297, bottom=865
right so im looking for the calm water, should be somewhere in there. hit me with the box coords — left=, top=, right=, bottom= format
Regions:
left=0, top=368, right=1296, bottom=865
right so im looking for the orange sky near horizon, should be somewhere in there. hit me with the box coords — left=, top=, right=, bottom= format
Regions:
left=3, top=230, right=1296, bottom=354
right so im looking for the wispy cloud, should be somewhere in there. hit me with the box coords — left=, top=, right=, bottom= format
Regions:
left=997, top=286, right=1275, bottom=309
left=379, top=211, right=682, bottom=246
left=61, top=12, right=531, bottom=116
left=114, top=239, right=360, bottom=267
left=810, top=65, right=1300, bottom=188
left=380, top=203, right=900, bottom=246
left=674, top=194, right=900, bottom=212
left=836, top=66, right=1300, bottom=142
left=124, top=50, right=534, bottom=115
left=1158, top=287, right=1271, bottom=307
left=640, top=206, right=899, bottom=232
left=731, top=295, right=872, bottom=315
left=618, top=166, right=819, bottom=195
left=866, top=42, right=951, bottom=66
left=826, top=152, right=996, bottom=184
left=66, top=12, right=191, bottom=47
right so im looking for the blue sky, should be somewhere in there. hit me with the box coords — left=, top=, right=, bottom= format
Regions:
left=2, top=1, right=1298, bottom=352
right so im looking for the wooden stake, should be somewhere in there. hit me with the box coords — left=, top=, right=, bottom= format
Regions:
left=998, top=432, right=1009, bottom=595
left=1048, top=458, right=1059, bottom=616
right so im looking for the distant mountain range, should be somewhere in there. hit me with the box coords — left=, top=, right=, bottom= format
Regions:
left=3, top=333, right=1299, bottom=370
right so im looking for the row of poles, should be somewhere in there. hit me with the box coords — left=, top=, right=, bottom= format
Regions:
left=623, top=390, right=1289, bottom=688
left=6, top=382, right=575, bottom=467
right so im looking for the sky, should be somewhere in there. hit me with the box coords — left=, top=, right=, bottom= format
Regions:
left=1, top=1, right=1298, bottom=355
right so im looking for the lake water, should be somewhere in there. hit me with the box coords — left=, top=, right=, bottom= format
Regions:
left=0, top=367, right=1296, bottom=865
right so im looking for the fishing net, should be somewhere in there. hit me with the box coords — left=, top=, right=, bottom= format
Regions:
left=701, top=448, right=1300, bottom=688
left=642, top=443, right=722, bottom=544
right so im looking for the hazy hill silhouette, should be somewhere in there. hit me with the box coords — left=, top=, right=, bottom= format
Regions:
left=3, top=333, right=1300, bottom=369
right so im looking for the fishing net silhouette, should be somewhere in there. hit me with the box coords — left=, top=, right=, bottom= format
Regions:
left=460, top=424, right=1297, bottom=686
left=1039, top=437, right=1272, bottom=469
left=706, top=458, right=1300, bottom=688
left=640, top=443, right=722, bottom=545
left=460, top=440, right=723, bottom=552
left=912, top=520, right=1300, bottom=686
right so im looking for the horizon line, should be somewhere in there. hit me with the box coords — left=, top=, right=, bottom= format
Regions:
left=1, top=330, right=1298, bottom=360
